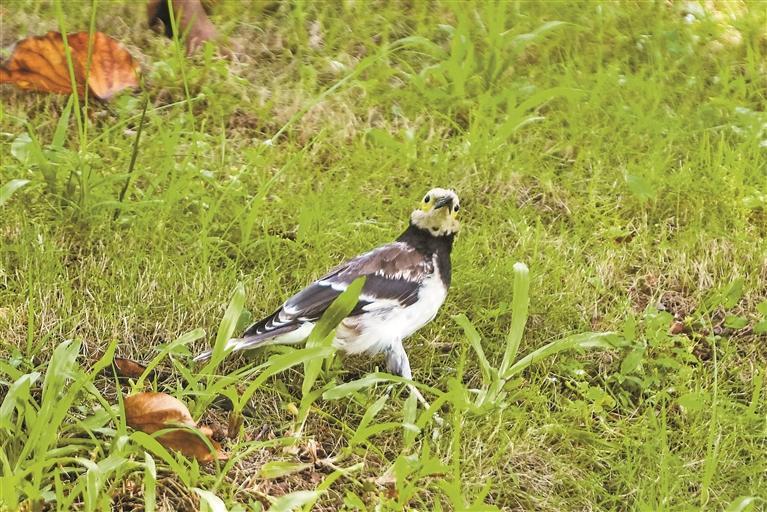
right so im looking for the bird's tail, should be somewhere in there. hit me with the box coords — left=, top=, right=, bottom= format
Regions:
left=192, top=334, right=274, bottom=363
left=192, top=318, right=306, bottom=363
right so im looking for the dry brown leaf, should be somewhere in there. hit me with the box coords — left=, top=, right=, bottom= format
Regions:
left=124, top=392, right=226, bottom=462
left=0, top=31, right=139, bottom=100
left=147, top=0, right=217, bottom=55
left=669, top=321, right=686, bottom=335
left=112, top=357, right=149, bottom=379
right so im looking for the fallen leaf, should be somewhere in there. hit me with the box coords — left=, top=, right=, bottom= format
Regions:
left=0, top=31, right=139, bottom=100
left=124, top=392, right=226, bottom=462
left=669, top=321, right=685, bottom=335
left=147, top=0, right=217, bottom=55
left=112, top=357, right=149, bottom=379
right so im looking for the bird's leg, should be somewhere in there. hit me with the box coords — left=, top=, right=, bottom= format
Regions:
left=385, top=341, right=441, bottom=425
left=384, top=339, right=413, bottom=379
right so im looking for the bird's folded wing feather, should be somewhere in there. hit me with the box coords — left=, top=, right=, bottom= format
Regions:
left=243, top=242, right=433, bottom=338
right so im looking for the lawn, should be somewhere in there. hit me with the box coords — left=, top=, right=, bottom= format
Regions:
left=1, top=1, right=766, bottom=511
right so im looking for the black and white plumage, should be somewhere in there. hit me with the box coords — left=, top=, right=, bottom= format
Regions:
left=195, top=188, right=460, bottom=380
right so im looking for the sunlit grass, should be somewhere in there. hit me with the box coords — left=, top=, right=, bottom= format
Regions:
left=1, top=0, right=765, bottom=510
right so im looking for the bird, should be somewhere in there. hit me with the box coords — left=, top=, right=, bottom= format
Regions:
left=194, top=187, right=460, bottom=381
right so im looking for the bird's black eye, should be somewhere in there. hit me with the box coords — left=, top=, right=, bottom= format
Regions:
left=453, top=205, right=460, bottom=212
left=424, top=195, right=430, bottom=203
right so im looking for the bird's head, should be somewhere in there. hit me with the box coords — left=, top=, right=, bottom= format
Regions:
left=410, top=188, right=460, bottom=236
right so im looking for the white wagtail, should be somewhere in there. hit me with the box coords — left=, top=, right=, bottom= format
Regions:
left=195, top=188, right=460, bottom=382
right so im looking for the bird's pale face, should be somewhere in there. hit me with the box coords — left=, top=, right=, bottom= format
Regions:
left=410, top=188, right=460, bottom=236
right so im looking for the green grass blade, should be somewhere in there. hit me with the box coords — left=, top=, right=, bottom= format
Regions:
left=239, top=346, right=335, bottom=407
left=199, top=282, right=246, bottom=375
left=136, top=328, right=205, bottom=389
left=323, top=372, right=442, bottom=401
left=0, top=179, right=31, bottom=208
left=303, top=276, right=366, bottom=396
left=0, top=372, right=40, bottom=432
left=499, top=262, right=530, bottom=378
left=452, top=314, right=492, bottom=385
left=129, top=432, right=190, bottom=487
left=51, top=95, right=75, bottom=149
left=143, top=453, right=156, bottom=512
left=506, top=332, right=618, bottom=378
left=725, top=496, right=764, bottom=512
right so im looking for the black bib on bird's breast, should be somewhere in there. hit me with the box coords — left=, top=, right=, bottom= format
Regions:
left=396, top=223, right=454, bottom=288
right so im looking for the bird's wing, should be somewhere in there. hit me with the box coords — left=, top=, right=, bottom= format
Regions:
left=193, top=242, right=433, bottom=362
left=243, top=242, right=433, bottom=338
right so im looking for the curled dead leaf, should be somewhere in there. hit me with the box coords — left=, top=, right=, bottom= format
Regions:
left=112, top=357, right=149, bottom=379
left=0, top=31, right=139, bottom=100
left=125, top=392, right=226, bottom=462
left=669, top=321, right=686, bottom=335
left=147, top=0, right=217, bottom=55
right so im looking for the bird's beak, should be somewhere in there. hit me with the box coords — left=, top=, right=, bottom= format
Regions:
left=434, top=196, right=453, bottom=210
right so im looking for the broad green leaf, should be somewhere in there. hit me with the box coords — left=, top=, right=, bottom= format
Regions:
left=76, top=407, right=113, bottom=433
left=620, top=348, right=644, bottom=375
left=756, top=300, right=767, bottom=317
left=678, top=391, right=706, bottom=412
left=344, top=493, right=366, bottom=509
left=193, top=488, right=228, bottom=512
left=625, top=174, right=656, bottom=202
left=11, top=133, right=41, bottom=164
left=725, top=496, right=763, bottom=512
left=0, top=372, right=40, bottom=431
left=622, top=315, right=637, bottom=343
left=0, top=179, right=31, bottom=208
left=235, top=308, right=253, bottom=333
left=723, top=278, right=745, bottom=308
left=724, top=315, right=748, bottom=329
left=707, top=278, right=744, bottom=309
left=41, top=340, right=82, bottom=407
left=268, top=490, right=319, bottom=512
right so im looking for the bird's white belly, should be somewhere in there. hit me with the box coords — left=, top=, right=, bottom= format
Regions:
left=335, top=271, right=447, bottom=355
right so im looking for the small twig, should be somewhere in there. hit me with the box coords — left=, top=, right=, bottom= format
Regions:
left=114, top=96, right=149, bottom=221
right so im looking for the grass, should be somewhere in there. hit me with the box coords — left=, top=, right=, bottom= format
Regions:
left=1, top=0, right=766, bottom=510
